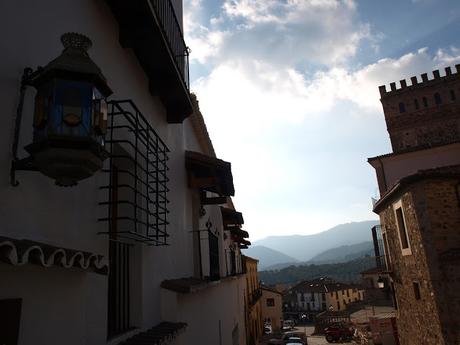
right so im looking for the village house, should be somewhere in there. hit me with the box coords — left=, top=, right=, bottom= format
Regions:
left=261, top=286, right=283, bottom=333
left=0, top=1, right=252, bottom=345
left=369, top=65, right=460, bottom=345
left=283, top=277, right=364, bottom=322
left=243, top=255, right=263, bottom=345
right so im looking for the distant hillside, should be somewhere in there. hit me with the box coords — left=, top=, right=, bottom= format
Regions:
left=259, top=256, right=375, bottom=285
left=309, top=241, right=374, bottom=264
left=242, top=245, right=298, bottom=269
left=253, top=220, right=378, bottom=262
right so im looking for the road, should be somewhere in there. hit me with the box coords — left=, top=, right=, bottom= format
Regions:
left=259, top=325, right=358, bottom=345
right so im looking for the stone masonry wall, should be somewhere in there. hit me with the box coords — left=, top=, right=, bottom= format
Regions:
left=379, top=66, right=460, bottom=153
left=378, top=186, right=444, bottom=345
left=418, top=179, right=460, bottom=345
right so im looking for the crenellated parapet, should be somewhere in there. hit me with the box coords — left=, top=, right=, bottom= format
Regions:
left=379, top=65, right=460, bottom=97
left=378, top=65, right=460, bottom=153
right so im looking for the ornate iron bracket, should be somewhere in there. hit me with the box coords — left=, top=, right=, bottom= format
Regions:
left=10, top=67, right=40, bottom=186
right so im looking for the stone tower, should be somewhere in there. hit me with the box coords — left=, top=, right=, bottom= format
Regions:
left=379, top=65, right=460, bottom=153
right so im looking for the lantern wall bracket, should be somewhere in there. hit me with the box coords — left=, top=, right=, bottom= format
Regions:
left=10, top=67, right=41, bottom=186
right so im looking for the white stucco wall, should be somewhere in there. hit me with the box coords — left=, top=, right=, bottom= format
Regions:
left=371, top=142, right=460, bottom=194
left=0, top=1, right=246, bottom=345
left=162, top=277, right=247, bottom=345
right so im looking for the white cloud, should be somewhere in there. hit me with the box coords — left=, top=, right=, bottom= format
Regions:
left=192, top=47, right=460, bottom=239
left=185, top=0, right=373, bottom=66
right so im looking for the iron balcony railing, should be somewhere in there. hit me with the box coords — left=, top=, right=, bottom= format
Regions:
left=375, top=254, right=392, bottom=273
left=149, top=0, right=190, bottom=90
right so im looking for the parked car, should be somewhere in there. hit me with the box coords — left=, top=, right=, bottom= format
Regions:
left=282, top=319, right=295, bottom=330
left=324, top=323, right=354, bottom=343
left=285, top=336, right=306, bottom=344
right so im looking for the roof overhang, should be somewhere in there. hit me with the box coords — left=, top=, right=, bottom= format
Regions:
left=220, top=207, right=244, bottom=226
left=185, top=151, right=234, bottom=196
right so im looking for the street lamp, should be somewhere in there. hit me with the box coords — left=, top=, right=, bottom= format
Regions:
left=12, top=32, right=112, bottom=186
left=377, top=276, right=385, bottom=289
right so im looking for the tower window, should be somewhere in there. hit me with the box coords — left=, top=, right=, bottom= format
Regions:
left=423, top=97, right=428, bottom=108
left=398, top=102, right=406, bottom=113
left=413, top=282, right=421, bottom=300
left=414, top=99, right=419, bottom=110
left=434, top=93, right=442, bottom=105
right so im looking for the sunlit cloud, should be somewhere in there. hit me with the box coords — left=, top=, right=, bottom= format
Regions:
left=183, top=0, right=460, bottom=240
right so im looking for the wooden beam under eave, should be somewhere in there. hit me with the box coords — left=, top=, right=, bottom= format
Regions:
left=201, top=196, right=227, bottom=205
left=188, top=175, right=219, bottom=189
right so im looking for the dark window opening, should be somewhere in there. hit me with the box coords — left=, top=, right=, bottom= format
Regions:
left=398, top=102, right=406, bottom=113
left=396, top=207, right=410, bottom=249
left=413, top=282, right=421, bottom=300
left=337, top=301, right=341, bottom=310
left=311, top=292, right=315, bottom=301
left=414, top=99, right=419, bottom=110
left=267, top=298, right=275, bottom=307
left=450, top=90, right=456, bottom=101
left=0, top=299, right=22, bottom=345
left=230, top=250, right=236, bottom=276
left=423, top=97, right=428, bottom=107
left=209, top=231, right=220, bottom=281
left=107, top=166, right=132, bottom=338
left=107, top=168, right=132, bottom=338
left=434, top=92, right=442, bottom=105
left=346, top=289, right=350, bottom=297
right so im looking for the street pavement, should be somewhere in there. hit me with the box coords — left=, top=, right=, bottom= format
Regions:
left=259, top=325, right=358, bottom=345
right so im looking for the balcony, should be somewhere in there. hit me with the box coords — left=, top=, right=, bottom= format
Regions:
left=106, top=0, right=192, bottom=123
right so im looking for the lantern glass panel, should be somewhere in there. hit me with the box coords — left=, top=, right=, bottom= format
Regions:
left=92, top=88, right=107, bottom=139
left=32, top=82, right=54, bottom=142
left=53, top=80, right=93, bottom=138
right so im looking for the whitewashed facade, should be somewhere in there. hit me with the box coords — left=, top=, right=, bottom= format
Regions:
left=0, top=1, right=249, bottom=345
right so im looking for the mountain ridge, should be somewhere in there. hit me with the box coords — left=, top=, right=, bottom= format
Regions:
left=244, top=220, right=378, bottom=266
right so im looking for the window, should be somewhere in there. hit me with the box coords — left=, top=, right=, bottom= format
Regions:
left=414, top=99, right=419, bottom=110
left=423, top=96, right=428, bottom=107
left=413, top=282, right=421, bottom=300
left=335, top=291, right=338, bottom=299
left=434, top=92, right=442, bottom=105
left=399, top=102, right=406, bottom=113
left=450, top=90, right=456, bottom=101
left=346, top=289, right=350, bottom=297
left=322, top=303, right=326, bottom=310
left=100, top=100, right=169, bottom=245
left=394, top=200, right=412, bottom=255
left=337, top=301, right=341, bottom=310
left=266, top=298, right=275, bottom=307
left=310, top=292, right=314, bottom=301
left=208, top=230, right=220, bottom=281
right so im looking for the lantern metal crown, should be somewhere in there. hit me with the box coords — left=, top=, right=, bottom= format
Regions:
left=11, top=33, right=112, bottom=186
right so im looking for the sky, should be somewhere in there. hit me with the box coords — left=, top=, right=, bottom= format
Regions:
left=183, top=0, right=460, bottom=240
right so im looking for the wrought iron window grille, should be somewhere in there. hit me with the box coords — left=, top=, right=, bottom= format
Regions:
left=98, top=100, right=170, bottom=245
